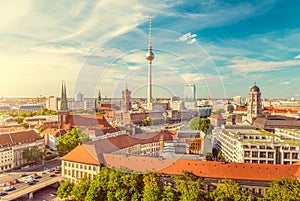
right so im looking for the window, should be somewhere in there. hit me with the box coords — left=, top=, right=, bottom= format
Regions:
left=252, top=151, right=258, bottom=157
left=260, top=152, right=266, bottom=158
left=252, top=160, right=258, bottom=163
left=292, top=153, right=298, bottom=159
left=284, top=153, right=290, bottom=159
left=268, top=152, right=274, bottom=158
left=244, top=151, right=251, bottom=157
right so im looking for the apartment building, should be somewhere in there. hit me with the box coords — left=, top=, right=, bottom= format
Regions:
left=0, top=130, right=44, bottom=172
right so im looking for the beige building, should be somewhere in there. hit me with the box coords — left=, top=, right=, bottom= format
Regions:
left=0, top=130, right=44, bottom=172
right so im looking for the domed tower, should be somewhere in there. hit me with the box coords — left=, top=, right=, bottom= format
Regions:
left=146, top=17, right=154, bottom=110
left=247, top=83, right=262, bottom=121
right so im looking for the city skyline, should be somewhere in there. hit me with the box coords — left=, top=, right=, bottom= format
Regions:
left=1, top=1, right=300, bottom=99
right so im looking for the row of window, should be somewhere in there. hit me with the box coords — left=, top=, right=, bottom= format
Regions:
left=64, top=161, right=96, bottom=171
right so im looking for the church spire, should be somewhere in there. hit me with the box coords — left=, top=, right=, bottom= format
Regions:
left=60, top=81, right=68, bottom=111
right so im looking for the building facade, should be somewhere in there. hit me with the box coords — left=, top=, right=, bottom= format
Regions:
left=214, top=125, right=300, bottom=164
left=0, top=130, right=44, bottom=172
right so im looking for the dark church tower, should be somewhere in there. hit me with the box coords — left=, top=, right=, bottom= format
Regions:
left=58, top=81, right=70, bottom=128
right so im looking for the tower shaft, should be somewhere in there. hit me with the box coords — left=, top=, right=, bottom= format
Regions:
left=145, top=17, right=154, bottom=110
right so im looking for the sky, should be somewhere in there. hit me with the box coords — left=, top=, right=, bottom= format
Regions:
left=1, top=0, right=300, bottom=99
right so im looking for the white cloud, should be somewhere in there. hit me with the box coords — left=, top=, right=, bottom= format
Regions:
left=280, top=81, right=290, bottom=85
left=225, top=57, right=300, bottom=73
left=187, top=38, right=196, bottom=44
left=177, top=32, right=197, bottom=44
left=294, top=54, right=300, bottom=59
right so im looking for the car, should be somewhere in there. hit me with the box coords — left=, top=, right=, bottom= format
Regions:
left=6, top=181, right=14, bottom=186
left=32, top=173, right=41, bottom=179
left=27, top=180, right=36, bottom=185
left=25, top=178, right=35, bottom=183
left=0, top=183, right=5, bottom=187
left=49, top=173, right=56, bottom=177
left=3, top=185, right=15, bottom=192
left=19, top=173, right=28, bottom=177
left=0, top=191, right=7, bottom=196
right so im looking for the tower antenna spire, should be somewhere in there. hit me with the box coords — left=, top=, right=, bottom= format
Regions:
left=148, top=16, right=152, bottom=47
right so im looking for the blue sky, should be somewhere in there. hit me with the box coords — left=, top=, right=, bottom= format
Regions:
left=0, top=0, right=300, bottom=99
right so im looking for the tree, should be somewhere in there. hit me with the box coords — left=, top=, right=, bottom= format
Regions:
left=262, top=178, right=300, bottom=201
left=71, top=176, right=90, bottom=201
left=85, top=167, right=111, bottom=201
left=142, top=172, right=162, bottom=201
left=38, top=127, right=45, bottom=134
left=209, top=179, right=249, bottom=201
left=142, top=117, right=152, bottom=126
left=173, top=171, right=205, bottom=201
left=22, top=146, right=44, bottom=164
left=217, top=151, right=225, bottom=162
left=58, top=181, right=74, bottom=199
left=205, top=152, right=213, bottom=161
left=188, top=117, right=210, bottom=133
left=20, top=122, right=29, bottom=129
left=56, top=128, right=81, bottom=156
left=161, top=186, right=178, bottom=201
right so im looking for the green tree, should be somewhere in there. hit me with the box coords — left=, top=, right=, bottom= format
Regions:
left=142, top=172, right=161, bottom=201
left=58, top=181, right=74, bottom=199
left=14, top=116, right=24, bottom=124
left=161, top=186, right=178, bottom=201
left=71, top=176, right=90, bottom=201
left=38, top=127, right=45, bottom=134
left=209, top=179, right=249, bottom=201
left=173, top=171, right=205, bottom=201
left=20, top=122, right=29, bottom=129
left=142, top=117, right=152, bottom=126
left=188, top=117, right=210, bottom=133
left=205, top=152, right=213, bottom=161
left=85, top=167, right=111, bottom=201
left=107, top=169, right=129, bottom=201
left=217, top=151, right=225, bottom=162
left=262, top=178, right=300, bottom=201
left=56, top=128, right=81, bottom=156
left=22, top=146, right=44, bottom=164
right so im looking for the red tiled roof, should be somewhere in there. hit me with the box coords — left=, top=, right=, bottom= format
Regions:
left=0, top=130, right=43, bottom=148
left=41, top=128, right=66, bottom=138
left=66, top=114, right=119, bottom=134
left=101, top=154, right=299, bottom=182
left=61, top=131, right=174, bottom=163
left=61, top=144, right=100, bottom=165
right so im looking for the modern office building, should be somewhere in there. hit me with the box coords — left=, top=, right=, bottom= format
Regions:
left=213, top=125, right=300, bottom=164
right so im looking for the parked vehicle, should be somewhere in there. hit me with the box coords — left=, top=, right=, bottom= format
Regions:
left=32, top=173, right=41, bottom=179
left=27, top=180, right=36, bottom=185
left=0, top=191, right=7, bottom=196
left=3, top=185, right=15, bottom=191
left=6, top=181, right=14, bottom=186
left=0, top=183, right=5, bottom=187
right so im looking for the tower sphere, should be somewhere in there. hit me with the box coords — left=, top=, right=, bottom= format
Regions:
left=146, top=47, right=154, bottom=61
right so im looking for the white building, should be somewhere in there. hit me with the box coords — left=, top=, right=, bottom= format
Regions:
left=214, top=125, right=300, bottom=164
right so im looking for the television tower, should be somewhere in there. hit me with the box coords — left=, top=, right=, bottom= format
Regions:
left=145, top=17, right=154, bottom=110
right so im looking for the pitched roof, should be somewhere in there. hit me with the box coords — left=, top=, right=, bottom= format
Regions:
left=66, top=114, right=119, bottom=134
left=61, top=131, right=174, bottom=163
left=41, top=128, right=66, bottom=138
left=61, top=144, right=100, bottom=165
left=0, top=130, right=43, bottom=148
left=101, top=154, right=300, bottom=182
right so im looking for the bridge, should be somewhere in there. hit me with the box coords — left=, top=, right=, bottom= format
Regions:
left=0, top=176, right=63, bottom=201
